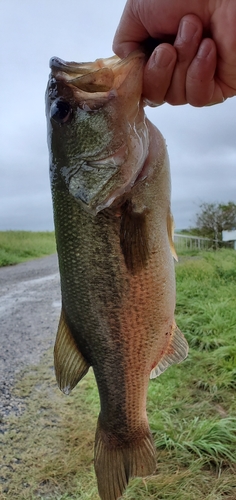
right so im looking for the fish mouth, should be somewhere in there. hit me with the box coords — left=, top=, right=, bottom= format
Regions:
left=49, top=52, right=146, bottom=94
left=50, top=55, right=120, bottom=94
left=47, top=55, right=124, bottom=115
left=50, top=55, right=119, bottom=75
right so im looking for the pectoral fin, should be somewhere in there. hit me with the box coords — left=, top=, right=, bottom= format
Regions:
left=150, top=322, right=188, bottom=379
left=54, top=308, right=90, bottom=394
left=167, top=210, right=178, bottom=261
left=120, top=200, right=149, bottom=274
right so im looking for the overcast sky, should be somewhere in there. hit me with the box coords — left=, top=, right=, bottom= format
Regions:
left=1, top=0, right=235, bottom=231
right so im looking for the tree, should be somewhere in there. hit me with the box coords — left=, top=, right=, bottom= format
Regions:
left=195, top=202, right=236, bottom=245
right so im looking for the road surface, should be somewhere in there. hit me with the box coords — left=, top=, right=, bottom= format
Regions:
left=0, top=254, right=61, bottom=416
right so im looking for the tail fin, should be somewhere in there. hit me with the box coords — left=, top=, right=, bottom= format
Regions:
left=94, top=419, right=156, bottom=500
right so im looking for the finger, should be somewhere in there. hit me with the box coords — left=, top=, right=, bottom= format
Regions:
left=165, top=14, right=203, bottom=105
left=113, top=0, right=149, bottom=58
left=142, top=44, right=177, bottom=105
left=186, top=39, right=224, bottom=106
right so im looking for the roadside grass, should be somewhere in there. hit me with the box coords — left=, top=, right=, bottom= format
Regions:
left=1, top=249, right=236, bottom=499
left=0, top=231, right=56, bottom=266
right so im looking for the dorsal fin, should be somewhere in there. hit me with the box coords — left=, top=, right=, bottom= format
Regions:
left=167, top=209, right=178, bottom=261
left=150, top=322, right=188, bottom=378
left=120, top=200, right=150, bottom=274
left=54, top=308, right=90, bottom=394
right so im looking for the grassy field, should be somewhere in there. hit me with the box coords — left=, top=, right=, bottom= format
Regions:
left=1, top=249, right=236, bottom=499
left=0, top=231, right=56, bottom=266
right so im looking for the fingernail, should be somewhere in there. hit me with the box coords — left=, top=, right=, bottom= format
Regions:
left=180, top=20, right=197, bottom=42
left=197, top=42, right=212, bottom=58
left=154, top=46, right=173, bottom=67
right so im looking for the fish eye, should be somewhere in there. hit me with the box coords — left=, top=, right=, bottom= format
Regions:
left=50, top=100, right=72, bottom=124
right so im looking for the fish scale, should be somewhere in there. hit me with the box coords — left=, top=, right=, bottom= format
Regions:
left=46, top=50, right=189, bottom=500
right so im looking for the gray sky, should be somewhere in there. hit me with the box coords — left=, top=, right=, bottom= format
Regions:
left=1, top=0, right=235, bottom=231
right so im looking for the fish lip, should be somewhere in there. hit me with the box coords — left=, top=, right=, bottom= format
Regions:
left=50, top=57, right=67, bottom=70
left=49, top=57, right=85, bottom=74
left=49, top=55, right=118, bottom=82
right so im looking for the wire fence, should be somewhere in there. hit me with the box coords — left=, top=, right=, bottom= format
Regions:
left=174, top=234, right=235, bottom=251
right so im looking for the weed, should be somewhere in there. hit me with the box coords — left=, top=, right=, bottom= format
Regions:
left=0, top=231, right=56, bottom=266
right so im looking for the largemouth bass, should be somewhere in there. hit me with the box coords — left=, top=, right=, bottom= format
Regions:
left=45, top=51, right=188, bottom=500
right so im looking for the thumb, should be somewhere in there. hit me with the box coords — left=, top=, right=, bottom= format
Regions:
left=113, top=3, right=149, bottom=57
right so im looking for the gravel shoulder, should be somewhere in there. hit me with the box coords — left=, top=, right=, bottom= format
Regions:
left=0, top=254, right=61, bottom=417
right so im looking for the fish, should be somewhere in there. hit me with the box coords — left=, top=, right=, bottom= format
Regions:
left=45, top=51, right=189, bottom=500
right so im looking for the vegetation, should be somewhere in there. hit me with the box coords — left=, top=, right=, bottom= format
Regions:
left=1, top=249, right=236, bottom=499
left=0, top=231, right=56, bottom=266
left=194, top=202, right=236, bottom=243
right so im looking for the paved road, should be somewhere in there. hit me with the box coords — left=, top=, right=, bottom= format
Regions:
left=0, top=254, right=61, bottom=416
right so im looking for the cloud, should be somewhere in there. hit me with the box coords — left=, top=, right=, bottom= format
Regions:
left=146, top=102, right=236, bottom=228
left=1, top=0, right=236, bottom=231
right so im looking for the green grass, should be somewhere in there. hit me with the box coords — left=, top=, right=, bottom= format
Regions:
left=1, top=249, right=236, bottom=499
left=0, top=231, right=56, bottom=266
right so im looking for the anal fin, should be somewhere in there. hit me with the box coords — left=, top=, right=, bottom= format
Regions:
left=54, top=308, right=90, bottom=394
left=150, top=322, right=189, bottom=379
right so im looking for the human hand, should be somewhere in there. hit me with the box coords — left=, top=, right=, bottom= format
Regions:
left=113, top=0, right=236, bottom=107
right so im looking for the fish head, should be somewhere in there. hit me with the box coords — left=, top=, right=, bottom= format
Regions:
left=45, top=51, right=148, bottom=214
